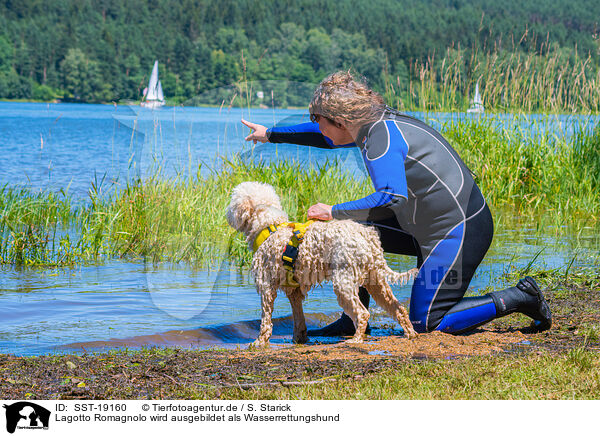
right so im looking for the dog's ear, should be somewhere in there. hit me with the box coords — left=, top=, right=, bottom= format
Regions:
left=226, top=185, right=255, bottom=231
left=227, top=182, right=284, bottom=232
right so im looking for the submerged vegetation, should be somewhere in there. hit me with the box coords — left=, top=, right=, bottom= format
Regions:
left=1, top=118, right=599, bottom=267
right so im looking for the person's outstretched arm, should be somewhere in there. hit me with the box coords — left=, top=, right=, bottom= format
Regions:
left=242, top=119, right=355, bottom=149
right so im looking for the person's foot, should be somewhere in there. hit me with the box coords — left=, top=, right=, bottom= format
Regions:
left=517, top=276, right=552, bottom=332
left=307, top=313, right=371, bottom=337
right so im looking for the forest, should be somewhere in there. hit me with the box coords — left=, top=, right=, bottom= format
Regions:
left=0, top=0, right=599, bottom=110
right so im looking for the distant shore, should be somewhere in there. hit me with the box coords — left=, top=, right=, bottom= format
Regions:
left=0, top=98, right=309, bottom=110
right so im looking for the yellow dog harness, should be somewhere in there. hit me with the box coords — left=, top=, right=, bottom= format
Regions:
left=253, top=220, right=315, bottom=286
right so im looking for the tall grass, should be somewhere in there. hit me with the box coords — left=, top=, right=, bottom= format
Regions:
left=84, top=157, right=370, bottom=266
left=1, top=120, right=598, bottom=267
left=444, top=120, right=600, bottom=226
left=0, top=186, right=81, bottom=265
left=385, top=44, right=600, bottom=113
left=0, top=158, right=370, bottom=266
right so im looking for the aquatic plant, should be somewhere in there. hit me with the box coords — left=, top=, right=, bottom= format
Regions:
left=0, top=186, right=85, bottom=266
left=84, top=157, right=371, bottom=266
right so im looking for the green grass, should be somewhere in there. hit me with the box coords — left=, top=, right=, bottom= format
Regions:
left=84, top=157, right=371, bottom=266
left=445, top=119, right=600, bottom=226
left=213, top=351, right=600, bottom=400
left=1, top=118, right=599, bottom=266
left=0, top=186, right=83, bottom=265
left=385, top=44, right=600, bottom=113
left=0, top=157, right=371, bottom=266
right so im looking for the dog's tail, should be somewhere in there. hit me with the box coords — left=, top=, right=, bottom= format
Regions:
left=378, top=266, right=420, bottom=286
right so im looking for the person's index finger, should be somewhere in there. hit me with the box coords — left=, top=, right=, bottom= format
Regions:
left=241, top=118, right=257, bottom=129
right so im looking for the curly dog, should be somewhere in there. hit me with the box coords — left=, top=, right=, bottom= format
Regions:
left=226, top=181, right=419, bottom=347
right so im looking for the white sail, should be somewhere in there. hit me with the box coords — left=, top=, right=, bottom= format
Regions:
left=146, top=61, right=160, bottom=101
left=157, top=81, right=164, bottom=102
left=473, top=83, right=482, bottom=107
left=467, top=82, right=484, bottom=113
left=141, top=60, right=165, bottom=108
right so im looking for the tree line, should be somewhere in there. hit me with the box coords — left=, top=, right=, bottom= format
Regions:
left=0, top=0, right=598, bottom=105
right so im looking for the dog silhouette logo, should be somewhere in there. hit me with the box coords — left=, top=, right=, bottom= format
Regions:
left=3, top=402, right=50, bottom=434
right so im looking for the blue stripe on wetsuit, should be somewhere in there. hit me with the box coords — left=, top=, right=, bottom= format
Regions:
left=333, top=120, right=408, bottom=217
left=410, top=222, right=465, bottom=332
left=436, top=300, right=496, bottom=333
left=409, top=221, right=496, bottom=333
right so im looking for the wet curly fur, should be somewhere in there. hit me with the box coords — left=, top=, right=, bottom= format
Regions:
left=226, top=181, right=419, bottom=348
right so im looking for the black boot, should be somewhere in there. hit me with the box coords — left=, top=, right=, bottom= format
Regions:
left=489, top=276, right=552, bottom=332
left=308, top=287, right=371, bottom=336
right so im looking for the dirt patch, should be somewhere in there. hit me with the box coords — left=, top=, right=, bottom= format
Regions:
left=245, top=329, right=526, bottom=362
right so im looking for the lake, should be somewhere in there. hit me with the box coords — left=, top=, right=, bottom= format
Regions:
left=0, top=102, right=598, bottom=356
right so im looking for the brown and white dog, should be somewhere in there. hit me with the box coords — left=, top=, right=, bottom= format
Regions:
left=226, top=181, right=418, bottom=347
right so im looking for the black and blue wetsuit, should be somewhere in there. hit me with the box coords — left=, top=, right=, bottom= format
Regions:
left=267, top=109, right=497, bottom=333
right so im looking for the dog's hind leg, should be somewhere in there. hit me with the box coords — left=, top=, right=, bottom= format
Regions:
left=287, top=288, right=308, bottom=344
left=364, top=281, right=418, bottom=339
left=332, top=270, right=369, bottom=343
left=252, top=286, right=277, bottom=348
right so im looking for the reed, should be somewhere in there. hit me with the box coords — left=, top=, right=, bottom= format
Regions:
left=0, top=186, right=81, bottom=265
left=386, top=44, right=600, bottom=113
left=444, top=118, right=600, bottom=228
left=83, top=157, right=371, bottom=266
left=1, top=118, right=598, bottom=266
left=442, top=119, right=600, bottom=232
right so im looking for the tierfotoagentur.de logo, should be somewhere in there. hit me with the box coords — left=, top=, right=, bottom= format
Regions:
left=3, top=402, right=50, bottom=434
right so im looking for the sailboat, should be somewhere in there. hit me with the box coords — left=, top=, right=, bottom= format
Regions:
left=141, top=60, right=165, bottom=108
left=467, top=82, right=484, bottom=114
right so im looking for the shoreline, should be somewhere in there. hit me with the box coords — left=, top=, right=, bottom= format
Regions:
left=1, top=99, right=599, bottom=116
left=1, top=269, right=598, bottom=400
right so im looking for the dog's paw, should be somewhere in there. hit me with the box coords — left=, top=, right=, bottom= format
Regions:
left=344, top=337, right=364, bottom=344
left=405, top=328, right=419, bottom=340
left=248, top=339, right=270, bottom=350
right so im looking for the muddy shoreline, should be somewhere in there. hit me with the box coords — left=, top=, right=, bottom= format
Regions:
left=1, top=272, right=599, bottom=400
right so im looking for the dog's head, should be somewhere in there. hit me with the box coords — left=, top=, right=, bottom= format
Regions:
left=226, top=182, right=288, bottom=234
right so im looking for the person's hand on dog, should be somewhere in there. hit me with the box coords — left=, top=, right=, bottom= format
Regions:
left=241, top=119, right=268, bottom=144
left=307, top=203, right=333, bottom=221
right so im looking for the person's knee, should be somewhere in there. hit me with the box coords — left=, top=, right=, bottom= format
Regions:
left=409, top=312, right=442, bottom=333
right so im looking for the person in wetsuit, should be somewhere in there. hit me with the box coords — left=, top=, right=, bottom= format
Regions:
left=241, top=71, right=551, bottom=336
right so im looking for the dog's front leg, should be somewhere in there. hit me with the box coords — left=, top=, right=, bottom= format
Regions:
left=287, top=288, right=307, bottom=344
left=251, top=286, right=276, bottom=349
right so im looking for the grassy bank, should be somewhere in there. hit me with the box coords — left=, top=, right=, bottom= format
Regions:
left=1, top=118, right=599, bottom=266
left=2, top=347, right=599, bottom=400
left=445, top=118, right=600, bottom=225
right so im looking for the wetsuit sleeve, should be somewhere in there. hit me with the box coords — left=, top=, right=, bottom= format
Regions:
left=332, top=120, right=409, bottom=221
left=267, top=122, right=355, bottom=149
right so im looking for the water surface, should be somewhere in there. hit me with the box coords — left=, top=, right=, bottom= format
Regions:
left=1, top=102, right=598, bottom=355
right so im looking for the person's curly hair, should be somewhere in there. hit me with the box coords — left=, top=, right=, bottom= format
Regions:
left=309, top=71, right=386, bottom=126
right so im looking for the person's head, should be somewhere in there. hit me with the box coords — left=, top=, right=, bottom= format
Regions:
left=309, top=71, right=385, bottom=143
